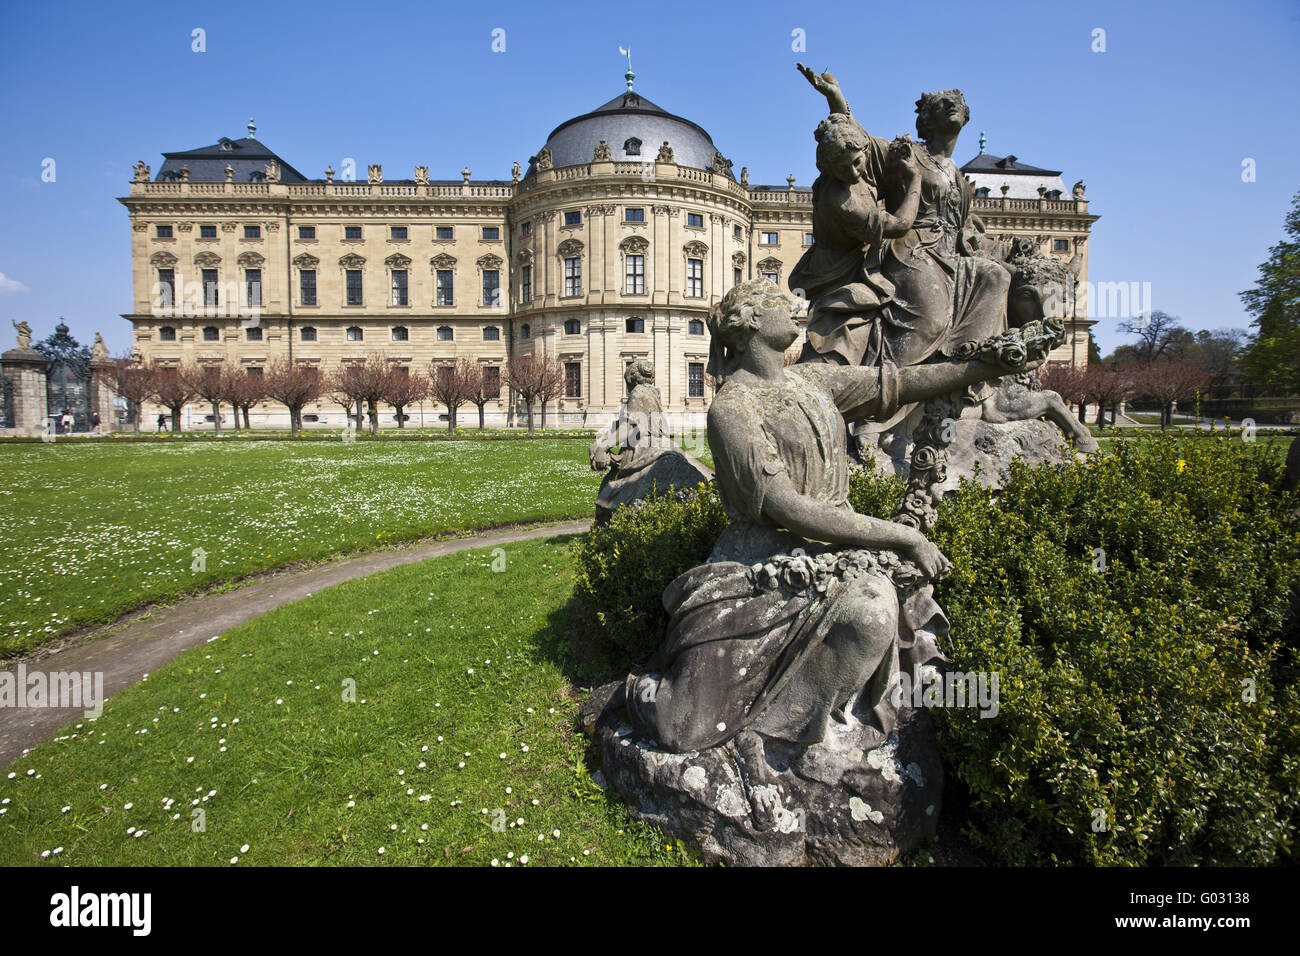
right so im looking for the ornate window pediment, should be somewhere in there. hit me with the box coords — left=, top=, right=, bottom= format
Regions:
left=151, top=251, right=178, bottom=267
left=385, top=253, right=412, bottom=268
left=237, top=251, right=265, bottom=267
left=292, top=253, right=319, bottom=269
left=194, top=251, right=221, bottom=267
left=557, top=238, right=584, bottom=258
left=757, top=256, right=783, bottom=273
left=477, top=253, right=503, bottom=270
left=683, top=240, right=709, bottom=258
left=431, top=254, right=457, bottom=270
left=339, top=253, right=366, bottom=269
left=619, top=236, right=649, bottom=255
left=624, top=137, right=642, bottom=156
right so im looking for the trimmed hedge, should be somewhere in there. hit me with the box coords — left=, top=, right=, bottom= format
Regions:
left=571, top=433, right=1300, bottom=865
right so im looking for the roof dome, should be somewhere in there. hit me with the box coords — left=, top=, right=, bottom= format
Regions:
left=531, top=90, right=730, bottom=176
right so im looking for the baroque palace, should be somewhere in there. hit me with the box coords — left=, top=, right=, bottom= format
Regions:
left=121, top=74, right=1099, bottom=429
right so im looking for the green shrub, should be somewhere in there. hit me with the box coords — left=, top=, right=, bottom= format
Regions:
left=931, top=432, right=1300, bottom=864
left=570, top=483, right=726, bottom=671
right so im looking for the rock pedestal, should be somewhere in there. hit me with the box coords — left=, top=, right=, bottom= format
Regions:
left=1, top=348, right=49, bottom=436
left=865, top=417, right=1068, bottom=493
left=589, top=697, right=942, bottom=867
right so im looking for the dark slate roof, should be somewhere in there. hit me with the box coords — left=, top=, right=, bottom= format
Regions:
left=530, top=90, right=729, bottom=176
left=156, top=137, right=309, bottom=183
left=960, top=152, right=1061, bottom=177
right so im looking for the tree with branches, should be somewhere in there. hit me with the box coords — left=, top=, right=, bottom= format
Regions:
left=1239, top=190, right=1300, bottom=394
left=505, top=353, right=564, bottom=431
left=1082, top=363, right=1132, bottom=429
left=470, top=364, right=500, bottom=430
left=227, top=365, right=266, bottom=430
left=428, top=357, right=481, bottom=434
left=108, top=354, right=157, bottom=434
left=150, top=364, right=197, bottom=432
left=264, top=359, right=323, bottom=435
left=1142, top=361, right=1212, bottom=428
left=1115, top=310, right=1193, bottom=366
left=382, top=366, right=429, bottom=429
left=1038, top=363, right=1089, bottom=423
left=183, top=361, right=238, bottom=434
left=327, top=353, right=397, bottom=435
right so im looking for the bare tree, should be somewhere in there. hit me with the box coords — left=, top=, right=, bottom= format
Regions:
left=470, top=363, right=500, bottom=430
left=382, top=366, right=429, bottom=429
left=183, top=362, right=238, bottom=434
left=151, top=364, right=197, bottom=432
left=1116, top=310, right=1194, bottom=366
left=428, top=357, right=480, bottom=434
left=264, top=359, right=323, bottom=435
left=1038, top=363, right=1089, bottom=423
left=1082, top=363, right=1132, bottom=429
left=505, top=353, right=563, bottom=433
left=227, top=365, right=266, bottom=430
left=1142, top=361, right=1213, bottom=428
left=108, top=353, right=157, bottom=435
left=328, top=354, right=396, bottom=435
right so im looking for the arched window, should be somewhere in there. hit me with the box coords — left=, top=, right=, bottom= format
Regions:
left=624, top=137, right=642, bottom=156
left=300, top=326, right=317, bottom=341
left=202, top=326, right=219, bottom=341
left=437, top=326, right=454, bottom=341
left=483, top=326, right=500, bottom=341
left=564, top=319, right=581, bottom=335
left=520, top=324, right=531, bottom=339
left=392, top=326, right=409, bottom=342
left=688, top=319, right=704, bottom=335
left=346, top=326, right=363, bottom=342
left=625, top=317, right=645, bottom=334
left=159, top=326, right=177, bottom=342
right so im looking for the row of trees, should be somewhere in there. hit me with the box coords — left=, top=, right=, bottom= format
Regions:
left=1041, top=361, right=1212, bottom=429
left=107, top=352, right=573, bottom=436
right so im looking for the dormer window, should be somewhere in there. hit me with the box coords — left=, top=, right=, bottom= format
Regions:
left=975, top=186, right=991, bottom=198
left=218, top=138, right=234, bottom=151
left=249, top=170, right=265, bottom=182
left=624, top=137, right=642, bottom=156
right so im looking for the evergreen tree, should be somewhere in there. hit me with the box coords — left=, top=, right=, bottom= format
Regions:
left=1239, top=190, right=1300, bottom=393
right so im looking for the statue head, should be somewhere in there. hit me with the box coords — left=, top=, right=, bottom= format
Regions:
left=814, top=113, right=868, bottom=183
left=624, top=359, right=655, bottom=390
left=1007, top=249, right=1075, bottom=327
left=914, top=89, right=969, bottom=141
left=706, top=278, right=799, bottom=380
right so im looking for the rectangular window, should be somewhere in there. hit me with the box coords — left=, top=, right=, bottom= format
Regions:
left=437, top=327, right=454, bottom=341
left=390, top=226, right=408, bottom=240
left=686, top=213, right=703, bottom=228
left=298, top=225, right=315, bottom=240
left=483, top=366, right=501, bottom=398
left=300, top=269, right=317, bottom=306
left=347, top=327, right=363, bottom=342
left=521, top=221, right=531, bottom=237
left=203, top=269, right=219, bottom=307
left=244, top=225, right=261, bottom=239
left=733, top=225, right=743, bottom=241
left=564, top=211, right=581, bottom=226
left=345, top=226, right=362, bottom=240
left=565, top=362, right=581, bottom=399
left=203, top=326, right=220, bottom=341
left=391, top=269, right=408, bottom=306
left=300, top=326, right=317, bottom=341
left=625, top=254, right=645, bottom=294
left=159, top=326, right=176, bottom=341
left=246, top=326, right=262, bottom=341
left=482, top=269, right=500, bottom=306
left=521, top=265, right=532, bottom=302
left=734, top=267, right=742, bottom=286
left=199, top=224, right=217, bottom=239
left=761, top=271, right=779, bottom=284
left=564, top=257, right=582, bottom=296
left=760, top=231, right=778, bottom=245
left=346, top=269, right=363, bottom=306
left=245, top=268, right=262, bottom=306
left=482, top=226, right=500, bottom=241
left=156, top=225, right=173, bottom=238
left=1053, top=238, right=1070, bottom=252
left=804, top=233, right=815, bottom=246
left=436, top=270, right=454, bottom=306
left=157, top=268, right=175, bottom=307
left=688, top=362, right=704, bottom=398
left=625, top=208, right=645, bottom=223
left=686, top=258, right=703, bottom=297
left=483, top=326, right=500, bottom=341
left=436, top=226, right=453, bottom=240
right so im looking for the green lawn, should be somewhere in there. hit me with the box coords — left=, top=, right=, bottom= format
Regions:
left=0, top=535, right=688, bottom=867
left=0, top=439, right=601, bottom=657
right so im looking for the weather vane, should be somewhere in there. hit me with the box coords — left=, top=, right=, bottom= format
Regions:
left=619, top=45, right=634, bottom=92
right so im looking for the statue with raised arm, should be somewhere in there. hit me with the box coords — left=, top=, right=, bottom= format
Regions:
left=11, top=320, right=32, bottom=350
left=588, top=360, right=711, bottom=525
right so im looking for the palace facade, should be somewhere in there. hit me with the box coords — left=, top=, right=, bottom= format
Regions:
left=120, top=83, right=1099, bottom=429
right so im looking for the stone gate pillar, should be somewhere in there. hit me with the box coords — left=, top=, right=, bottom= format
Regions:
left=90, top=355, right=117, bottom=432
left=1, top=347, right=49, bottom=437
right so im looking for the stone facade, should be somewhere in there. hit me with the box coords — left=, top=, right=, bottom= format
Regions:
left=120, top=101, right=1097, bottom=430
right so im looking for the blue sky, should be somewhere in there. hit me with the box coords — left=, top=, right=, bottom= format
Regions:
left=1, top=0, right=1297, bottom=355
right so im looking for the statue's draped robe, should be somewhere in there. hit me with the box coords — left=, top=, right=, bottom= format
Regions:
left=627, top=363, right=948, bottom=753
